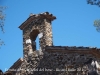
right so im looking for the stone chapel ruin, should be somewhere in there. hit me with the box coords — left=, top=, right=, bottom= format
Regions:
left=4, top=12, right=100, bottom=75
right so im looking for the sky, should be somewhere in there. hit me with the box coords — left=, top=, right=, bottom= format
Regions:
left=0, top=0, right=100, bottom=72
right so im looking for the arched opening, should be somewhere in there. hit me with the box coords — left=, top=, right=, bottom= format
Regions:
left=30, top=29, right=40, bottom=50
left=35, top=35, right=39, bottom=50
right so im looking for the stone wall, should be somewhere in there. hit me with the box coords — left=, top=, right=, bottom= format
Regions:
left=17, top=12, right=100, bottom=75
left=17, top=49, right=100, bottom=75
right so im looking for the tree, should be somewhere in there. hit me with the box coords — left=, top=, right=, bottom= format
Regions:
left=0, top=6, right=6, bottom=46
left=87, top=0, right=100, bottom=32
left=87, top=0, right=100, bottom=7
left=94, top=20, right=100, bottom=32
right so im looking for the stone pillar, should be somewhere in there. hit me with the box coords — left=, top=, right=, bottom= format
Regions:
left=39, top=19, right=53, bottom=51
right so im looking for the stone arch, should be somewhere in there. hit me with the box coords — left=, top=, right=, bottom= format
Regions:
left=30, top=29, right=39, bottom=41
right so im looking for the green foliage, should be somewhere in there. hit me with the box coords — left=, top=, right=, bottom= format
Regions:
left=0, top=39, right=4, bottom=47
left=0, top=6, right=6, bottom=47
left=87, top=0, right=100, bottom=32
left=94, top=20, right=100, bottom=32
left=87, top=0, right=100, bottom=7
left=0, top=6, right=6, bottom=33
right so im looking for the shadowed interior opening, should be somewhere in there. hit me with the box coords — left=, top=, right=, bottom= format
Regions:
left=30, top=29, right=40, bottom=50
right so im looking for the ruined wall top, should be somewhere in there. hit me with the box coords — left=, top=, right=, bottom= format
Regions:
left=45, top=46, right=100, bottom=58
left=19, top=12, right=56, bottom=30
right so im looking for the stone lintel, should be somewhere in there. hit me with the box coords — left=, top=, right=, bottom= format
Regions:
left=19, top=12, right=56, bottom=30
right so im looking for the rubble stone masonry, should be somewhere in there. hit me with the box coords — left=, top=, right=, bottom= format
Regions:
left=8, top=12, right=100, bottom=75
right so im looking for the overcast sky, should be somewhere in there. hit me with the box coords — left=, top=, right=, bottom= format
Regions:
left=0, top=0, right=100, bottom=72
